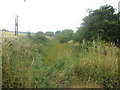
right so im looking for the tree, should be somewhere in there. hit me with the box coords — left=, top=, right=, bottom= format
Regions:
left=56, top=29, right=74, bottom=43
left=31, top=31, right=48, bottom=43
left=2, top=29, right=9, bottom=32
left=45, top=31, right=54, bottom=36
left=74, top=5, right=120, bottom=45
left=55, top=30, right=61, bottom=35
left=26, top=32, right=31, bottom=38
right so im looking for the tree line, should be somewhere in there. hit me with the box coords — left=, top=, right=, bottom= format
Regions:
left=73, top=5, right=120, bottom=46
left=27, top=5, right=120, bottom=46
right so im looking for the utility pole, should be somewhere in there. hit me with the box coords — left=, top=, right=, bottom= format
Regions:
left=118, top=1, right=120, bottom=88
left=15, top=15, right=18, bottom=36
left=118, top=1, right=120, bottom=12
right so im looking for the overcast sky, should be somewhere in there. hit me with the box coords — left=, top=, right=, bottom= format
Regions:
left=0, top=0, right=120, bottom=33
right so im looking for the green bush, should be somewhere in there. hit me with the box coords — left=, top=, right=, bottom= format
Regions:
left=56, top=29, right=74, bottom=43
left=30, top=31, right=48, bottom=43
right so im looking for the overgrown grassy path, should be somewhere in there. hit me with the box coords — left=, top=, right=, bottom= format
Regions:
left=2, top=35, right=119, bottom=88
left=44, top=40, right=72, bottom=65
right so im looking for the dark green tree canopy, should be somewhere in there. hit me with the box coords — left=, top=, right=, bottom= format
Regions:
left=56, top=29, right=74, bottom=43
left=74, top=5, right=120, bottom=45
left=29, top=31, right=48, bottom=43
left=45, top=31, right=54, bottom=36
left=55, top=30, right=61, bottom=35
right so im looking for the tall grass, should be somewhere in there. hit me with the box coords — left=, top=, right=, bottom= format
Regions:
left=0, top=51, right=1, bottom=89
left=3, top=36, right=33, bottom=88
left=2, top=35, right=119, bottom=88
left=70, top=40, right=119, bottom=88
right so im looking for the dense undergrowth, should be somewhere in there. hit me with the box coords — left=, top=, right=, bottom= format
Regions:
left=2, top=35, right=119, bottom=88
left=2, top=4, right=120, bottom=88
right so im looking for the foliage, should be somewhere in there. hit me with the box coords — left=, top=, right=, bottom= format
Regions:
left=45, top=31, right=54, bottom=36
left=55, top=30, right=61, bottom=35
left=56, top=29, right=74, bottom=43
left=28, top=31, right=48, bottom=43
left=74, top=5, right=120, bottom=46
left=26, top=32, right=31, bottom=38
left=2, top=4, right=120, bottom=89
left=2, top=35, right=119, bottom=88
left=2, top=29, right=9, bottom=32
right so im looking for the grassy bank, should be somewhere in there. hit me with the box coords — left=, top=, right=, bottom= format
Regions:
left=2, top=34, right=119, bottom=88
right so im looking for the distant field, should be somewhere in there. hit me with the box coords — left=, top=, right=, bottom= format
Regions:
left=0, top=31, right=26, bottom=38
